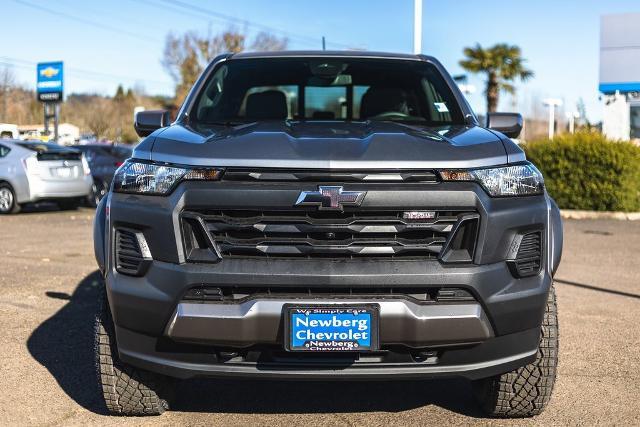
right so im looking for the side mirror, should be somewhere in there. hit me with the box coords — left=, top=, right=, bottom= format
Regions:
left=486, top=112, right=523, bottom=139
left=134, top=110, right=171, bottom=137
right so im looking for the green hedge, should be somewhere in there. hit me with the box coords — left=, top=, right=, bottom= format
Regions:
left=522, top=132, right=640, bottom=212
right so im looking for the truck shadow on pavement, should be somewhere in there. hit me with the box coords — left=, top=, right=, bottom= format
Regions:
left=27, top=270, right=106, bottom=414
left=27, top=270, right=484, bottom=417
left=556, top=278, right=640, bottom=300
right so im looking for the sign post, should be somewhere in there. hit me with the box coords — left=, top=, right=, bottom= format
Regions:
left=36, top=61, right=63, bottom=142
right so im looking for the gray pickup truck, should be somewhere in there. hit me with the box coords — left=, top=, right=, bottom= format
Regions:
left=93, top=51, right=562, bottom=418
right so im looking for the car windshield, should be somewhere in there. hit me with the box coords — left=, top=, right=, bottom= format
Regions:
left=191, top=57, right=465, bottom=125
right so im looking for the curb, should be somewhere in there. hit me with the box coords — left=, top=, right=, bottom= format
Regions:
left=560, top=210, right=640, bottom=220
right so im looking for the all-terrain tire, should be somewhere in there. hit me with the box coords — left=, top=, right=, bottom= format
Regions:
left=95, top=292, right=175, bottom=416
left=473, top=284, right=558, bottom=417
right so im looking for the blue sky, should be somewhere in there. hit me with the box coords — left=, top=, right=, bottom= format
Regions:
left=1, top=0, right=639, bottom=122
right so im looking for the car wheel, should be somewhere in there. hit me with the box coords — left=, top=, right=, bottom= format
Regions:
left=0, top=183, right=21, bottom=214
left=95, top=290, right=175, bottom=416
left=472, top=284, right=558, bottom=417
left=87, top=181, right=106, bottom=208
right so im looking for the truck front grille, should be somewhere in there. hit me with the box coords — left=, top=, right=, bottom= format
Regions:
left=182, top=210, right=478, bottom=260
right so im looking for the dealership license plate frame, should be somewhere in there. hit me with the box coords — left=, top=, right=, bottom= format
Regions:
left=284, top=304, right=380, bottom=352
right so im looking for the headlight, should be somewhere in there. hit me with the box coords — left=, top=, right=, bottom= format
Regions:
left=440, top=163, right=544, bottom=196
left=113, top=161, right=222, bottom=195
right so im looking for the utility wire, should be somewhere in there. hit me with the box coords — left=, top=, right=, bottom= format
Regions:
left=15, top=0, right=356, bottom=49
left=0, top=56, right=172, bottom=88
left=13, top=0, right=162, bottom=44
left=145, top=0, right=353, bottom=49
left=57, top=0, right=171, bottom=35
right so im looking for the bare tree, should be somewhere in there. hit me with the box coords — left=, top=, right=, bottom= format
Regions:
left=84, top=98, right=112, bottom=140
left=251, top=32, right=288, bottom=51
left=2, top=84, right=40, bottom=125
left=162, top=30, right=244, bottom=104
left=0, top=67, right=16, bottom=122
left=162, top=29, right=287, bottom=106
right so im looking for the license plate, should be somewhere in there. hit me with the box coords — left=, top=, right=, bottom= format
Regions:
left=53, top=167, right=72, bottom=178
left=284, top=305, right=379, bottom=352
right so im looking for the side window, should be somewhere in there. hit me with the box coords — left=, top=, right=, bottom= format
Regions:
left=238, top=86, right=298, bottom=119
left=304, top=86, right=347, bottom=119
left=0, top=144, right=10, bottom=158
left=196, top=65, right=228, bottom=121
left=631, top=105, right=640, bottom=139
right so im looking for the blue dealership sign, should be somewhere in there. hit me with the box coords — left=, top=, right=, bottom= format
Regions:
left=37, top=61, right=63, bottom=102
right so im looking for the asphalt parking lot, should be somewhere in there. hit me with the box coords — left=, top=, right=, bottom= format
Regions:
left=1, top=208, right=639, bottom=426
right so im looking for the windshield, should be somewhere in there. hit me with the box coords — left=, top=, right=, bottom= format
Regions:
left=191, top=58, right=465, bottom=125
left=17, top=142, right=78, bottom=153
left=16, top=142, right=81, bottom=161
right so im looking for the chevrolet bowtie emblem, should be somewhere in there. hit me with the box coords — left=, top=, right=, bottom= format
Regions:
left=295, top=186, right=366, bottom=210
left=40, top=66, right=59, bottom=78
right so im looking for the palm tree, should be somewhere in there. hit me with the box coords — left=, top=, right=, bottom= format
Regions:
left=459, top=43, right=533, bottom=113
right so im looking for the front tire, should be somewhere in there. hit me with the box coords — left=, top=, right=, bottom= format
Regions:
left=472, top=284, right=558, bottom=417
left=95, top=292, right=175, bottom=416
left=0, top=183, right=20, bottom=214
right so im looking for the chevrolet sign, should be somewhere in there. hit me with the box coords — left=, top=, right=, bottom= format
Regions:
left=36, top=61, right=63, bottom=102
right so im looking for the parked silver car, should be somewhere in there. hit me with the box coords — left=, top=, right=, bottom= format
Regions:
left=0, top=140, right=92, bottom=213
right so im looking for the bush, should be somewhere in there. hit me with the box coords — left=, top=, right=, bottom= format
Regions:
left=522, top=132, right=640, bottom=212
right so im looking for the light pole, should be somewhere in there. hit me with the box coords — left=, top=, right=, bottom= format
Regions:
left=543, top=98, right=563, bottom=139
left=565, top=111, right=580, bottom=134
left=413, top=0, right=422, bottom=54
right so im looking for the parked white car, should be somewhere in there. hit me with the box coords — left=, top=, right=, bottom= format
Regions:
left=0, top=140, right=93, bottom=213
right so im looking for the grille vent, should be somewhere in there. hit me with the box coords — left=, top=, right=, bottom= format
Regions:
left=181, top=285, right=476, bottom=303
left=508, top=231, right=542, bottom=277
left=115, top=228, right=151, bottom=276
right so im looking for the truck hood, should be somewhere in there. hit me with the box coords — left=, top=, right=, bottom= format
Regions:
left=144, top=121, right=509, bottom=169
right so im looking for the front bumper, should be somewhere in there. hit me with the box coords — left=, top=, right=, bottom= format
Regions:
left=116, top=324, right=539, bottom=380
left=166, top=299, right=492, bottom=347
left=99, top=180, right=561, bottom=380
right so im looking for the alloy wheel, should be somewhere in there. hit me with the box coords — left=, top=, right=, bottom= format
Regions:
left=0, top=187, right=14, bottom=213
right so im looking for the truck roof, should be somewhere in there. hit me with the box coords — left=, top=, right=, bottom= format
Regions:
left=230, top=50, right=434, bottom=61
